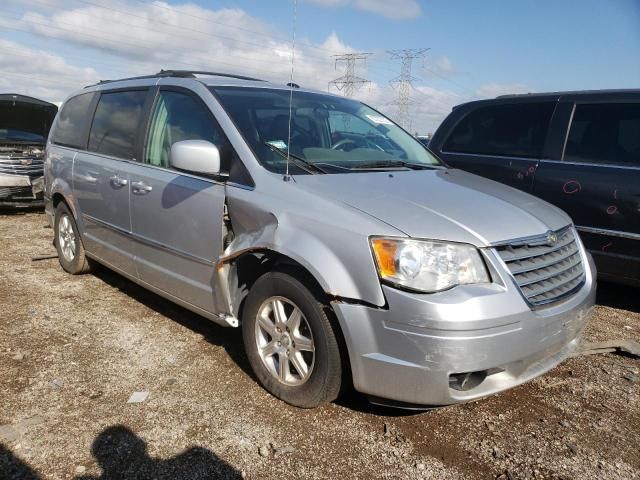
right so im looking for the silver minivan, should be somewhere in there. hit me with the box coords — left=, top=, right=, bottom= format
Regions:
left=44, top=71, right=596, bottom=408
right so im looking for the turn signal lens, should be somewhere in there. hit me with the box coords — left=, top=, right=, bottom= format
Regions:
left=371, top=238, right=398, bottom=277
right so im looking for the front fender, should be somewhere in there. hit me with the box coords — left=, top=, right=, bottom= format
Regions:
left=224, top=186, right=402, bottom=308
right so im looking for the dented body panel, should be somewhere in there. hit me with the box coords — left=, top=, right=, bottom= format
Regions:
left=45, top=74, right=597, bottom=406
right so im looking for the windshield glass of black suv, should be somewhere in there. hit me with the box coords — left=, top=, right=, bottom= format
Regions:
left=212, top=87, right=441, bottom=174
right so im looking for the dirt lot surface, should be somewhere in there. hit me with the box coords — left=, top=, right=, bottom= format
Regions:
left=1, top=211, right=639, bottom=480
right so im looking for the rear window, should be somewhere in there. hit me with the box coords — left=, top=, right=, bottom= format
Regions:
left=444, top=102, right=555, bottom=158
left=52, top=93, right=95, bottom=148
left=88, top=90, right=147, bottom=160
left=564, top=103, right=640, bottom=166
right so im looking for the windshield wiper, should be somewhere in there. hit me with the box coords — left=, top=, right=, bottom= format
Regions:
left=263, top=142, right=326, bottom=174
left=350, top=160, right=440, bottom=171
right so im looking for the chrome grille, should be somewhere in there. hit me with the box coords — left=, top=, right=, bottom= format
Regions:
left=496, top=227, right=585, bottom=306
left=0, top=156, right=44, bottom=176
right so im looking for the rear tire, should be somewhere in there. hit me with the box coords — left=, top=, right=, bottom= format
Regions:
left=54, top=202, right=92, bottom=275
left=242, top=271, right=343, bottom=408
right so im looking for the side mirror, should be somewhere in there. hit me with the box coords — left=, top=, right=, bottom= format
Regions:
left=170, top=140, right=221, bottom=176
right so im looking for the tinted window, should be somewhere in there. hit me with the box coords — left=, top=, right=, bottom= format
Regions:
left=565, top=103, right=640, bottom=165
left=88, top=90, right=147, bottom=159
left=53, top=93, right=94, bottom=148
left=145, top=90, right=225, bottom=169
left=444, top=102, right=555, bottom=158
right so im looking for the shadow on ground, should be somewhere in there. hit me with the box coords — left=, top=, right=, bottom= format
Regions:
left=0, top=206, right=44, bottom=216
left=0, top=425, right=241, bottom=480
left=597, top=280, right=640, bottom=314
left=92, top=267, right=253, bottom=380
left=93, top=266, right=425, bottom=417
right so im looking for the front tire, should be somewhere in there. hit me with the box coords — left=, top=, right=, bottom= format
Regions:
left=242, top=271, right=343, bottom=408
left=54, top=202, right=92, bottom=275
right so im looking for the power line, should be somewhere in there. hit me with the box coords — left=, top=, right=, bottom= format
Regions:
left=387, top=48, right=430, bottom=130
left=328, top=53, right=372, bottom=97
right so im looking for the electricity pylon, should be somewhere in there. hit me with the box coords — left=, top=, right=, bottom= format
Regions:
left=328, top=53, right=372, bottom=97
left=388, top=48, right=430, bottom=130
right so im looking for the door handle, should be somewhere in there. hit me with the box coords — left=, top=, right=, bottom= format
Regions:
left=110, top=175, right=128, bottom=188
left=131, top=181, right=152, bottom=194
left=76, top=173, right=98, bottom=184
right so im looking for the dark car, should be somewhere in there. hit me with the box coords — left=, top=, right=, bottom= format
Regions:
left=430, top=89, right=639, bottom=286
left=0, top=94, right=58, bottom=206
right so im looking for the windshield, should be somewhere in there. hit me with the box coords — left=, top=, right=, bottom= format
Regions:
left=0, top=129, right=45, bottom=143
left=211, top=87, right=442, bottom=174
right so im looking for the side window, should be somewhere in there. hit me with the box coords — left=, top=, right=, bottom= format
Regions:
left=564, top=103, right=640, bottom=165
left=88, top=90, right=147, bottom=160
left=443, top=102, right=555, bottom=158
left=145, top=90, right=224, bottom=169
left=52, top=93, right=95, bottom=148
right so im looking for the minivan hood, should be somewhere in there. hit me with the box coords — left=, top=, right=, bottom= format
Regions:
left=293, top=169, right=571, bottom=246
left=0, top=94, right=58, bottom=144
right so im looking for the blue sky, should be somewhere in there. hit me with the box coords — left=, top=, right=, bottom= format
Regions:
left=1, top=0, right=638, bottom=133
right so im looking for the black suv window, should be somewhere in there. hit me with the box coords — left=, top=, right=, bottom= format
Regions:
left=565, top=103, right=640, bottom=166
left=444, top=102, right=555, bottom=158
left=145, top=90, right=224, bottom=169
left=88, top=90, right=147, bottom=160
left=53, top=93, right=95, bottom=148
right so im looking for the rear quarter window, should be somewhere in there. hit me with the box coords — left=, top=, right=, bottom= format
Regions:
left=52, top=92, right=95, bottom=148
left=88, top=90, right=148, bottom=160
left=564, top=102, right=640, bottom=166
left=443, top=102, right=555, bottom=158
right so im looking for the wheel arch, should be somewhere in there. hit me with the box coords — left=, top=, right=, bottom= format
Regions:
left=226, top=247, right=354, bottom=393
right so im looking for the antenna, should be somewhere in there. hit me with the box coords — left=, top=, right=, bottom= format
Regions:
left=284, top=0, right=299, bottom=182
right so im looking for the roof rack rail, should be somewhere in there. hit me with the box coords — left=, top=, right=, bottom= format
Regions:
left=157, top=69, right=266, bottom=82
left=85, top=70, right=266, bottom=88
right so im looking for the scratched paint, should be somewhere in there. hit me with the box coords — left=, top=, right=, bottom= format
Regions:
left=562, top=180, right=581, bottom=195
left=602, top=241, right=613, bottom=251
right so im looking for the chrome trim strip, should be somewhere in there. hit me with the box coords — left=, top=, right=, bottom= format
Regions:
left=576, top=226, right=640, bottom=241
left=440, top=150, right=538, bottom=162
left=489, top=225, right=572, bottom=247
left=82, top=213, right=215, bottom=266
left=538, top=159, right=640, bottom=170
left=560, top=103, right=576, bottom=160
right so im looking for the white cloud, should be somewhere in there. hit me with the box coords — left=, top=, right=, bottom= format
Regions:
left=307, top=0, right=422, bottom=20
left=0, top=38, right=98, bottom=103
left=0, top=1, right=472, bottom=133
left=11, top=1, right=348, bottom=92
left=475, top=83, right=531, bottom=98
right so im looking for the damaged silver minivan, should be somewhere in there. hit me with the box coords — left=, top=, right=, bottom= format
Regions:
left=1, top=94, right=57, bottom=206
left=45, top=71, right=595, bottom=408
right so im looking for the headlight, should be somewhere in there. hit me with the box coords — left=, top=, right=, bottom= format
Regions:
left=370, top=237, right=490, bottom=293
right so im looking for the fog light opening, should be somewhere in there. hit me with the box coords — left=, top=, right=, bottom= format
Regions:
left=449, top=370, right=487, bottom=391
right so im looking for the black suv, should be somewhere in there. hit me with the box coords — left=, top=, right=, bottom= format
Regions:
left=430, top=90, right=639, bottom=286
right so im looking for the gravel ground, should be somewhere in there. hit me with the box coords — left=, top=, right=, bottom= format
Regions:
left=0, top=211, right=638, bottom=480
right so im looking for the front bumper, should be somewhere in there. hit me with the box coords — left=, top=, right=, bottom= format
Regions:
left=0, top=173, right=44, bottom=205
left=332, top=250, right=596, bottom=406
